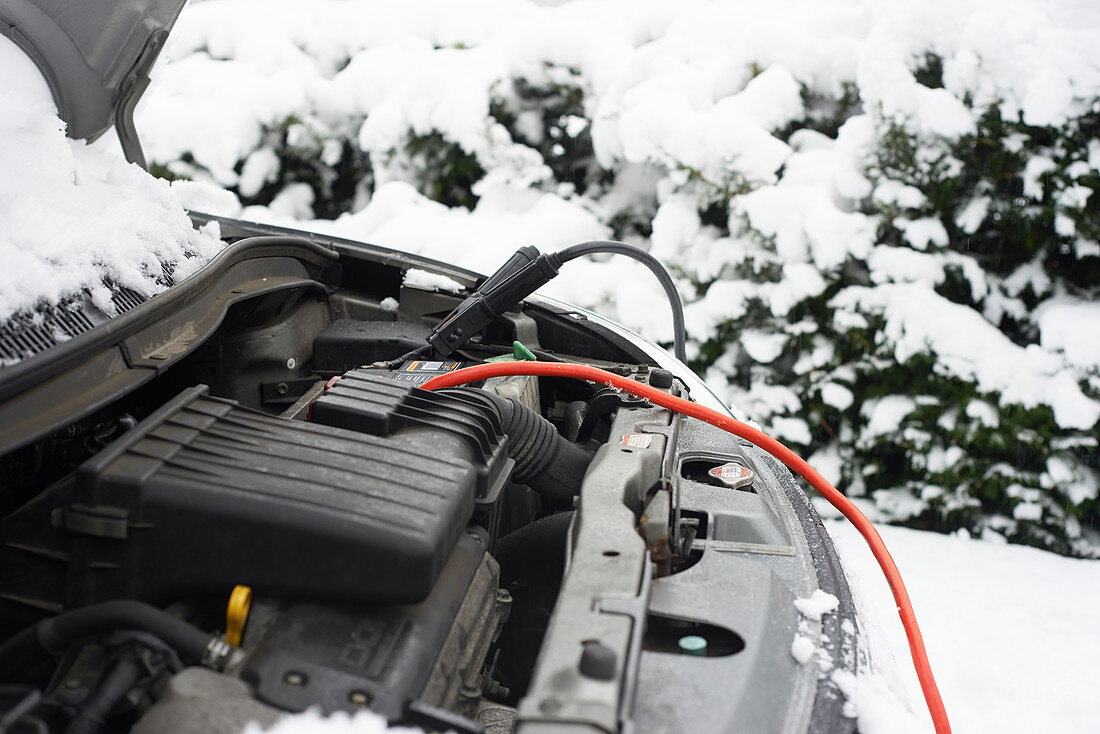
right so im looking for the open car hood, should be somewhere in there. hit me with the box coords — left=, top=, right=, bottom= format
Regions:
left=0, top=0, right=184, bottom=168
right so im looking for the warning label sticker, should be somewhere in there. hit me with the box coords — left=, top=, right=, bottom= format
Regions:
left=619, top=434, right=653, bottom=449
left=405, top=360, right=462, bottom=373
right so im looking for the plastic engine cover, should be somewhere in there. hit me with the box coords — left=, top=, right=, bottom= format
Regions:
left=1, top=383, right=506, bottom=609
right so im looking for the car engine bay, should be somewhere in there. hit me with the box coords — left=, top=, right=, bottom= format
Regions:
left=0, top=228, right=855, bottom=734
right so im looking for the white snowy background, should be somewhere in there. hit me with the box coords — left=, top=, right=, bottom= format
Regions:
left=2, top=0, right=1100, bottom=732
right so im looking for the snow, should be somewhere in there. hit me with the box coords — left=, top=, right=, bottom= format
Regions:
left=861, top=395, right=917, bottom=440
left=0, top=36, right=224, bottom=323
left=894, top=217, right=948, bottom=251
left=4, top=0, right=1097, bottom=441
left=292, top=182, right=611, bottom=303
left=794, top=589, right=840, bottom=620
left=964, top=400, right=999, bottom=428
left=1012, top=501, right=1043, bottom=521
left=807, top=444, right=843, bottom=486
left=871, top=488, right=930, bottom=521
left=824, top=520, right=1100, bottom=734
left=238, top=148, right=281, bottom=198
left=873, top=181, right=927, bottom=210
left=1042, top=456, right=1098, bottom=505
left=402, top=268, right=465, bottom=293
left=740, top=330, right=787, bottom=364
left=125, top=0, right=1100, bottom=348
left=242, top=709, right=423, bottom=734
left=771, top=416, right=813, bottom=446
left=867, top=246, right=946, bottom=288
left=953, top=196, right=990, bottom=234
left=833, top=284, right=1100, bottom=430
left=1022, top=155, right=1057, bottom=200
left=790, top=635, right=816, bottom=665
left=1035, top=297, right=1100, bottom=372
left=820, top=383, right=855, bottom=411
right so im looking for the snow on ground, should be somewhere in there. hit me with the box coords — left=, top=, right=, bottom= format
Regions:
left=822, top=517, right=1100, bottom=734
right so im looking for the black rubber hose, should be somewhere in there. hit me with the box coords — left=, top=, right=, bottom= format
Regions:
left=437, top=389, right=591, bottom=503
left=63, top=656, right=142, bottom=734
left=0, top=601, right=213, bottom=683
left=495, top=511, right=575, bottom=585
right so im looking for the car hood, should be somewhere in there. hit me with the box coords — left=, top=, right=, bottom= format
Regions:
left=0, top=0, right=184, bottom=166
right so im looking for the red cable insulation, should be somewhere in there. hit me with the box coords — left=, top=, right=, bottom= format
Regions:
left=421, top=361, right=951, bottom=734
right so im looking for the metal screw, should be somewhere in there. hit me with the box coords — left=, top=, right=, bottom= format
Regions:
left=348, top=690, right=370, bottom=707
left=485, top=679, right=511, bottom=698
left=284, top=671, right=307, bottom=687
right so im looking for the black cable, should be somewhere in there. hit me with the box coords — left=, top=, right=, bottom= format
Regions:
left=0, top=601, right=223, bottom=684
left=555, top=240, right=686, bottom=362
left=454, top=344, right=565, bottom=363
left=63, top=656, right=142, bottom=734
left=427, top=240, right=687, bottom=363
left=530, top=349, right=567, bottom=363
left=383, top=343, right=431, bottom=368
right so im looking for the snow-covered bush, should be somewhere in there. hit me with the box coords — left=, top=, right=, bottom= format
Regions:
left=141, top=0, right=1100, bottom=555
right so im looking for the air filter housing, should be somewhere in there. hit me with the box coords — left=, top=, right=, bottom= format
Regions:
left=1, top=383, right=509, bottom=610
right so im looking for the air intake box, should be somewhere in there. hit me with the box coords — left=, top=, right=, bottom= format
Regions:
left=1, top=383, right=509, bottom=611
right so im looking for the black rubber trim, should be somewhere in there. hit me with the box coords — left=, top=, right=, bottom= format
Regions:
left=0, top=237, right=336, bottom=455
left=189, top=211, right=481, bottom=290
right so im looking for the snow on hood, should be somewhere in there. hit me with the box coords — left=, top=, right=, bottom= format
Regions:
left=0, top=34, right=224, bottom=329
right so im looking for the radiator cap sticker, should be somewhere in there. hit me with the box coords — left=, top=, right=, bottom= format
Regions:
left=709, top=462, right=754, bottom=489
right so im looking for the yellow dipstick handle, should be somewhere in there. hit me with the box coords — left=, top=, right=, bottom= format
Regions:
left=226, top=585, right=253, bottom=648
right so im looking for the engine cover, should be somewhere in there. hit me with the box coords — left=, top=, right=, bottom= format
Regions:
left=240, top=532, right=506, bottom=723
left=0, top=382, right=509, bottom=612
